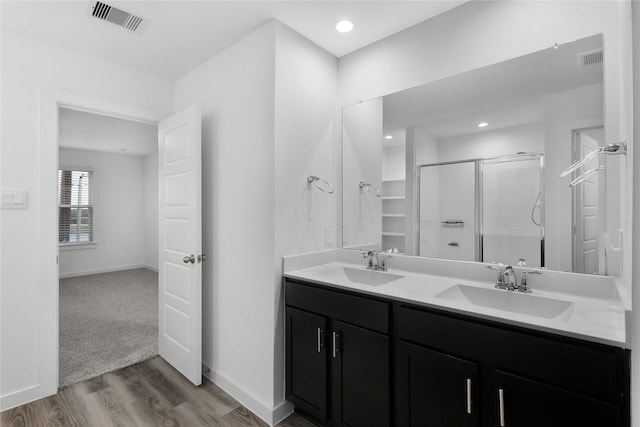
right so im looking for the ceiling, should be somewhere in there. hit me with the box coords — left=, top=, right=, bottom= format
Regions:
left=383, top=34, right=603, bottom=141
left=1, top=0, right=465, bottom=81
left=59, top=108, right=157, bottom=156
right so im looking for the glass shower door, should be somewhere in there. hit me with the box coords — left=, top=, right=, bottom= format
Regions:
left=480, top=156, right=544, bottom=267
left=419, top=161, right=476, bottom=261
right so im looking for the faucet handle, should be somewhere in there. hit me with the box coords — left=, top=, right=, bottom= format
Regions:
left=378, top=254, right=388, bottom=272
left=503, top=266, right=517, bottom=290
left=362, top=250, right=377, bottom=269
left=517, top=269, right=542, bottom=293
left=487, top=264, right=508, bottom=288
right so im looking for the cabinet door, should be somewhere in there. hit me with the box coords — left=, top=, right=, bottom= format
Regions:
left=331, top=320, right=390, bottom=427
left=396, top=341, right=479, bottom=427
left=494, top=371, right=619, bottom=427
left=286, top=307, right=328, bottom=423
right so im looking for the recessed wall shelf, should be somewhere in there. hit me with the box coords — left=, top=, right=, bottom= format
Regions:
left=382, top=179, right=407, bottom=253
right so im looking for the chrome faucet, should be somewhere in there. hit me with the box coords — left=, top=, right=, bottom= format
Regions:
left=487, top=264, right=516, bottom=290
left=488, top=259, right=542, bottom=293
left=515, top=258, right=542, bottom=293
left=503, top=266, right=517, bottom=290
left=363, top=251, right=388, bottom=272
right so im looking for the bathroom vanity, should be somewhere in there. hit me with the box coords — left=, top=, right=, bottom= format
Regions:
left=283, top=252, right=630, bottom=427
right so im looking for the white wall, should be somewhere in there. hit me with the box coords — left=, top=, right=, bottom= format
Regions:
left=273, top=21, right=338, bottom=408
left=174, top=21, right=277, bottom=417
left=144, top=153, right=159, bottom=270
left=342, top=99, right=383, bottom=249
left=339, top=1, right=624, bottom=109
left=58, top=148, right=157, bottom=277
left=0, top=31, right=173, bottom=405
left=631, top=3, right=639, bottom=427
left=437, top=122, right=544, bottom=162
left=414, top=122, right=544, bottom=165
left=382, top=145, right=406, bottom=181
left=175, top=20, right=337, bottom=422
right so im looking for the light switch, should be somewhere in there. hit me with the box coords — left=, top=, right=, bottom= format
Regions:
left=1, top=189, right=27, bottom=209
left=342, top=225, right=349, bottom=243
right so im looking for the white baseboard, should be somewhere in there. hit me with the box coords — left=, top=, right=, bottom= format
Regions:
left=0, top=384, right=53, bottom=412
left=59, top=264, right=152, bottom=279
left=144, top=264, right=159, bottom=273
left=202, top=363, right=294, bottom=426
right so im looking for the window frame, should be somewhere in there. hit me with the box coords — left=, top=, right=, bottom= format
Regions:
left=58, top=167, right=95, bottom=248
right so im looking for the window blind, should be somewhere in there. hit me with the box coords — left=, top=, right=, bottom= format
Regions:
left=58, top=169, right=94, bottom=244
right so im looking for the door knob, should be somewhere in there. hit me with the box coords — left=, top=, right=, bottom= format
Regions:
left=183, top=254, right=196, bottom=264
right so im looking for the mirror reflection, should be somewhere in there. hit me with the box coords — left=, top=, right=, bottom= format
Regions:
left=342, top=34, right=624, bottom=276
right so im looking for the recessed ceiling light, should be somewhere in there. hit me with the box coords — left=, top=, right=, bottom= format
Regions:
left=478, top=122, right=489, bottom=128
left=336, top=20, right=354, bottom=33
left=385, top=135, right=393, bottom=140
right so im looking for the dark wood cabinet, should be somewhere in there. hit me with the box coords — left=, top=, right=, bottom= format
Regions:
left=285, top=280, right=390, bottom=427
left=285, top=278, right=630, bottom=427
left=396, top=303, right=630, bottom=427
left=331, top=320, right=390, bottom=427
left=493, top=370, right=620, bottom=427
left=395, top=341, right=479, bottom=427
left=286, top=307, right=329, bottom=422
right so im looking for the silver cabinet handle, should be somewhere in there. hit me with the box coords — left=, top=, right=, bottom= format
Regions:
left=466, top=378, right=472, bottom=414
left=317, top=328, right=323, bottom=353
left=332, top=332, right=339, bottom=358
left=183, top=254, right=195, bottom=263
left=498, top=388, right=505, bottom=427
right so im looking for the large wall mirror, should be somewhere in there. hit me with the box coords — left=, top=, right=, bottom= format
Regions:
left=342, top=34, right=625, bottom=276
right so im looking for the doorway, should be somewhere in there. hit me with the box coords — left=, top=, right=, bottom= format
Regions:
left=571, top=126, right=605, bottom=275
left=39, top=89, right=202, bottom=398
left=37, top=88, right=167, bottom=396
left=57, top=107, right=159, bottom=386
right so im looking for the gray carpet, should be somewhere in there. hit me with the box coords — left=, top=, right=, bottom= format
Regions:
left=59, top=268, right=158, bottom=388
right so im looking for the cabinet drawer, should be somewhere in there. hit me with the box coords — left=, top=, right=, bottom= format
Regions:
left=396, top=304, right=622, bottom=402
left=494, top=370, right=620, bottom=427
left=285, top=280, right=389, bottom=334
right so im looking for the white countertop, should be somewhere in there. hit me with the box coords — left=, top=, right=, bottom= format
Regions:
left=283, top=251, right=629, bottom=348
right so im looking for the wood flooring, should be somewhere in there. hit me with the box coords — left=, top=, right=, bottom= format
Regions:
left=1, top=357, right=318, bottom=427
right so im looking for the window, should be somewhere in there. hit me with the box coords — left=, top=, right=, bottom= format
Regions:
left=58, top=169, right=94, bottom=245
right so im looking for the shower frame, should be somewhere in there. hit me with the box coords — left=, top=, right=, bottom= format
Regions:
left=417, top=152, right=545, bottom=266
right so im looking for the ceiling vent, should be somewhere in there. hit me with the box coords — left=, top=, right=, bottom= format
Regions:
left=577, top=49, right=603, bottom=67
left=89, top=1, right=147, bottom=33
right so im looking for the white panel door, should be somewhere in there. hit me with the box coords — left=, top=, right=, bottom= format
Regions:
left=158, top=106, right=202, bottom=385
left=573, top=131, right=600, bottom=274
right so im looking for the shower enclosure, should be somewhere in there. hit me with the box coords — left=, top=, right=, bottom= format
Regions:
left=419, top=153, right=544, bottom=267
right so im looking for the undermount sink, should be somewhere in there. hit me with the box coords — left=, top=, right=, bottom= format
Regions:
left=315, top=266, right=404, bottom=286
left=435, top=284, right=574, bottom=319
left=342, top=267, right=404, bottom=286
